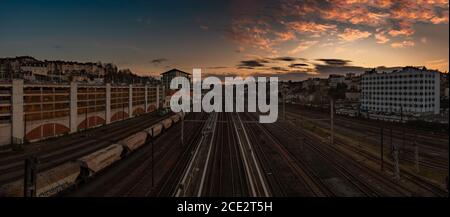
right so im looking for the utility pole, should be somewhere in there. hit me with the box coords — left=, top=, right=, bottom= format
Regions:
left=24, top=156, right=38, bottom=197
left=122, top=102, right=125, bottom=120
left=393, top=143, right=400, bottom=181
left=181, top=115, right=184, bottom=147
left=390, top=128, right=393, bottom=154
left=283, top=90, right=286, bottom=121
left=24, top=114, right=27, bottom=144
left=330, top=98, right=334, bottom=145
left=85, top=108, right=88, bottom=132
left=380, top=128, right=384, bottom=171
left=151, top=128, right=154, bottom=187
left=402, top=129, right=405, bottom=155
left=414, top=136, right=420, bottom=173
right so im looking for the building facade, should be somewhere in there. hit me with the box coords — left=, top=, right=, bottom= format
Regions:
left=161, top=68, right=191, bottom=90
left=0, top=80, right=164, bottom=146
left=361, top=67, right=440, bottom=115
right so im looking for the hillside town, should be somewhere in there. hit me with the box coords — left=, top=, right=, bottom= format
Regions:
left=0, top=56, right=158, bottom=85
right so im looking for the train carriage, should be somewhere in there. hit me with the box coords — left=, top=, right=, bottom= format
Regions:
left=0, top=162, right=80, bottom=197
left=119, top=132, right=147, bottom=152
left=77, top=144, right=123, bottom=177
left=146, top=123, right=163, bottom=137
left=161, top=118, right=172, bottom=130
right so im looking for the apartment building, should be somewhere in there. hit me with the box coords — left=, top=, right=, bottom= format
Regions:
left=360, top=67, right=440, bottom=115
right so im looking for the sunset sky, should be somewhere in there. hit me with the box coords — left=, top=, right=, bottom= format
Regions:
left=0, top=0, right=448, bottom=80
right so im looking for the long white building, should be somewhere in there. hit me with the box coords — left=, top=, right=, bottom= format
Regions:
left=361, top=67, right=440, bottom=115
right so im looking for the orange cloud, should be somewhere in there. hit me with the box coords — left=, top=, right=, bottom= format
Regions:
left=225, top=0, right=448, bottom=54
left=338, top=28, right=372, bottom=41
left=390, top=40, right=415, bottom=48
left=289, top=40, right=318, bottom=54
left=388, top=21, right=414, bottom=36
left=288, top=21, right=337, bottom=35
left=375, top=32, right=390, bottom=43
left=275, top=31, right=296, bottom=42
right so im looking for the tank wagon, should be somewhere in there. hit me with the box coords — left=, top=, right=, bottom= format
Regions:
left=0, top=112, right=186, bottom=197
left=161, top=118, right=173, bottom=129
left=118, top=132, right=148, bottom=153
left=146, top=123, right=163, bottom=138
left=0, top=162, right=80, bottom=197
left=78, top=144, right=123, bottom=177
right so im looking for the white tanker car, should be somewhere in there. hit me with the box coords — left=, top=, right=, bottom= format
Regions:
left=0, top=112, right=184, bottom=197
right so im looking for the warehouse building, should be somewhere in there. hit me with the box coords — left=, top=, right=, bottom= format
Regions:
left=0, top=79, right=164, bottom=146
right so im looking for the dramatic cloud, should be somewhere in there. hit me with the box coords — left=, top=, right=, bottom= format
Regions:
left=338, top=28, right=372, bottom=41
left=237, top=59, right=268, bottom=69
left=271, top=56, right=299, bottom=62
left=224, top=0, right=448, bottom=54
left=316, top=59, right=351, bottom=66
left=287, top=21, right=337, bottom=35
left=388, top=21, right=414, bottom=36
left=289, top=63, right=309, bottom=68
left=270, top=66, right=290, bottom=72
left=226, top=19, right=273, bottom=52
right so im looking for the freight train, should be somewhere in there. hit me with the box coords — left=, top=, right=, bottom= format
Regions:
left=0, top=112, right=185, bottom=197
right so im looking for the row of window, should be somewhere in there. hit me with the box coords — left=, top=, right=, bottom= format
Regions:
left=362, top=73, right=435, bottom=80
left=362, top=104, right=435, bottom=110
left=362, top=86, right=434, bottom=90
left=362, top=92, right=435, bottom=96
left=362, top=97, right=435, bottom=102
left=361, top=80, right=435, bottom=85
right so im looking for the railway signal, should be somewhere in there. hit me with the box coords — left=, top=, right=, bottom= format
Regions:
left=330, top=99, right=334, bottom=145
left=380, top=128, right=384, bottom=171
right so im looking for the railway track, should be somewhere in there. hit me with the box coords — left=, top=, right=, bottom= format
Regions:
left=286, top=107, right=448, bottom=151
left=154, top=113, right=207, bottom=196
left=285, top=110, right=448, bottom=171
left=0, top=112, right=169, bottom=185
left=332, top=139, right=448, bottom=197
left=261, top=117, right=412, bottom=196
left=278, top=112, right=448, bottom=196
left=66, top=112, right=206, bottom=197
left=241, top=112, right=335, bottom=197
left=287, top=105, right=448, bottom=139
left=201, top=113, right=249, bottom=196
left=170, top=112, right=270, bottom=197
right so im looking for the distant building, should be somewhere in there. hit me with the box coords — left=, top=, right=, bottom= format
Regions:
left=0, top=56, right=107, bottom=83
left=161, top=68, right=191, bottom=89
left=328, top=74, right=345, bottom=87
left=361, top=67, right=440, bottom=115
left=345, top=92, right=360, bottom=102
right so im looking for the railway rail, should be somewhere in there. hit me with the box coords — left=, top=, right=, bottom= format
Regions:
left=276, top=111, right=448, bottom=196
left=0, top=112, right=169, bottom=185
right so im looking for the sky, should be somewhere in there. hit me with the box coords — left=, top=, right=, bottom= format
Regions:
left=0, top=0, right=448, bottom=80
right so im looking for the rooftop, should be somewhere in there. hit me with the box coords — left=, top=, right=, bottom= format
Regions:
left=161, top=68, right=191, bottom=76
